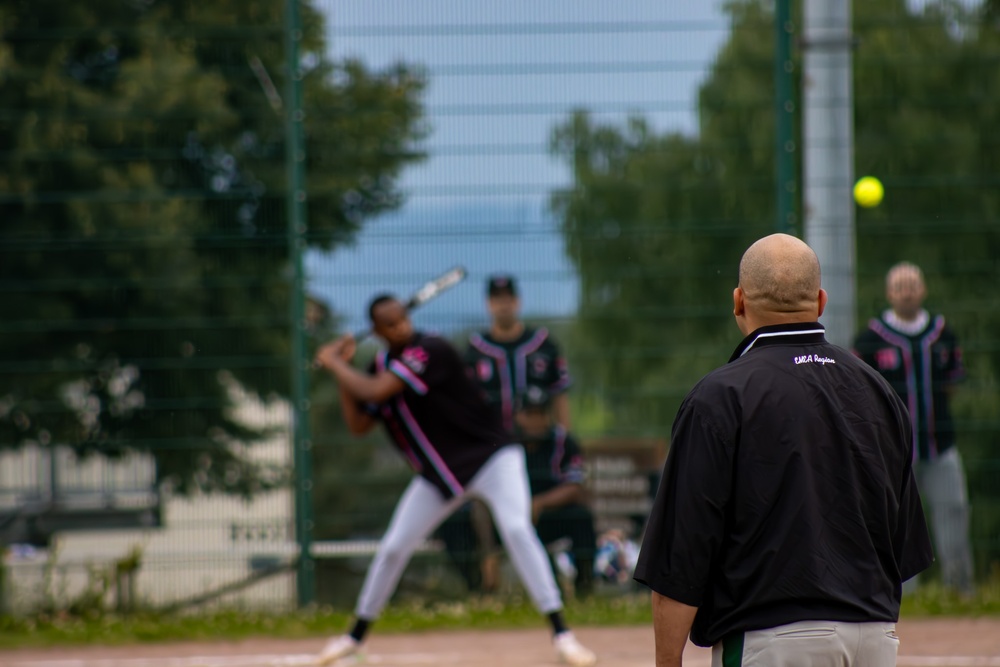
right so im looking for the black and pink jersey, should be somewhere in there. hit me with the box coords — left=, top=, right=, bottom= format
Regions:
left=366, top=332, right=509, bottom=499
left=465, top=328, right=571, bottom=434
left=852, top=312, right=964, bottom=462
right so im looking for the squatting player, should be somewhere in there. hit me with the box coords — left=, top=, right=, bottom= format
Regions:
left=313, top=294, right=597, bottom=667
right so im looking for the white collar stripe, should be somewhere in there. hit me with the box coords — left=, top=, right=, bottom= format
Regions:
left=740, top=328, right=826, bottom=358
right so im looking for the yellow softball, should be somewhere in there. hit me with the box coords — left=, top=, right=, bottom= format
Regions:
left=854, top=176, right=884, bottom=208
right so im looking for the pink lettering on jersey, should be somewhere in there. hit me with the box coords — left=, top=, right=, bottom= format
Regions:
left=477, top=358, right=493, bottom=381
left=532, top=356, right=548, bottom=374
left=876, top=347, right=900, bottom=371
left=401, top=346, right=429, bottom=374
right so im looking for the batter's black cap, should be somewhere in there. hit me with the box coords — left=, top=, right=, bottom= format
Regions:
left=517, top=385, right=551, bottom=411
left=487, top=274, right=518, bottom=297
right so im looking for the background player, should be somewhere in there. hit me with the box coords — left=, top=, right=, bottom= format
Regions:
left=467, top=274, right=572, bottom=432
left=313, top=294, right=596, bottom=667
left=853, top=261, right=974, bottom=595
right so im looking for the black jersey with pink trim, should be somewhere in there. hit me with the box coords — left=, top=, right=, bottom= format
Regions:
left=852, top=313, right=964, bottom=461
left=464, top=327, right=571, bottom=434
left=366, top=332, right=509, bottom=499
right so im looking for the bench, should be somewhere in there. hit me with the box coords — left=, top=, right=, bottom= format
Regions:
left=581, top=437, right=666, bottom=537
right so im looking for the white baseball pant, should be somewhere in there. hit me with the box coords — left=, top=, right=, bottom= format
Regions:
left=354, top=444, right=563, bottom=619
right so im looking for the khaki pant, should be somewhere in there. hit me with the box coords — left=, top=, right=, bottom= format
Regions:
left=712, top=620, right=899, bottom=667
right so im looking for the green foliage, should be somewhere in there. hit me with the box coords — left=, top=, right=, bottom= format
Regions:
left=0, top=595, right=654, bottom=649
left=17, top=543, right=143, bottom=618
left=1, top=583, right=999, bottom=649
left=548, top=0, right=1000, bottom=570
left=901, top=565, right=1000, bottom=616
left=0, top=607, right=348, bottom=649
left=0, top=0, right=426, bottom=494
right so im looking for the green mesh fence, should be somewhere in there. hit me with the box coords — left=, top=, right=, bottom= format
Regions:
left=2, top=0, right=999, bottom=614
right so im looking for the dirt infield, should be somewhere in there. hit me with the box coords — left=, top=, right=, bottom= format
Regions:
left=1, top=618, right=998, bottom=666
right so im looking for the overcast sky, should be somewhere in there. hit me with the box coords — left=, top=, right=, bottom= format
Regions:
left=306, top=1, right=731, bottom=333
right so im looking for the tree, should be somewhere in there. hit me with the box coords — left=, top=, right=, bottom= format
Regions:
left=550, top=0, right=1000, bottom=571
left=0, top=0, right=427, bottom=495
left=548, top=1, right=779, bottom=433
left=550, top=0, right=1000, bottom=424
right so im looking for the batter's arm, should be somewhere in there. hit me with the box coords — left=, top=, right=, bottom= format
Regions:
left=315, top=336, right=407, bottom=405
left=651, top=591, right=698, bottom=667
left=334, top=363, right=405, bottom=404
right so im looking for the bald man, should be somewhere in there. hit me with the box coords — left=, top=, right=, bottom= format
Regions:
left=853, top=263, right=973, bottom=595
left=634, top=235, right=933, bottom=667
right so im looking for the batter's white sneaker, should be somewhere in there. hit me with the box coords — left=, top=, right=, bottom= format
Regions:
left=554, top=631, right=597, bottom=666
left=316, top=635, right=360, bottom=665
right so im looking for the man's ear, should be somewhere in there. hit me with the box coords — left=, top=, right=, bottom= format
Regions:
left=733, top=287, right=751, bottom=335
left=733, top=287, right=745, bottom=318
left=817, top=289, right=828, bottom=318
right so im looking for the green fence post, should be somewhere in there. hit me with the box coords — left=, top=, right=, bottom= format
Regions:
left=285, top=0, right=315, bottom=608
left=774, top=0, right=797, bottom=234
